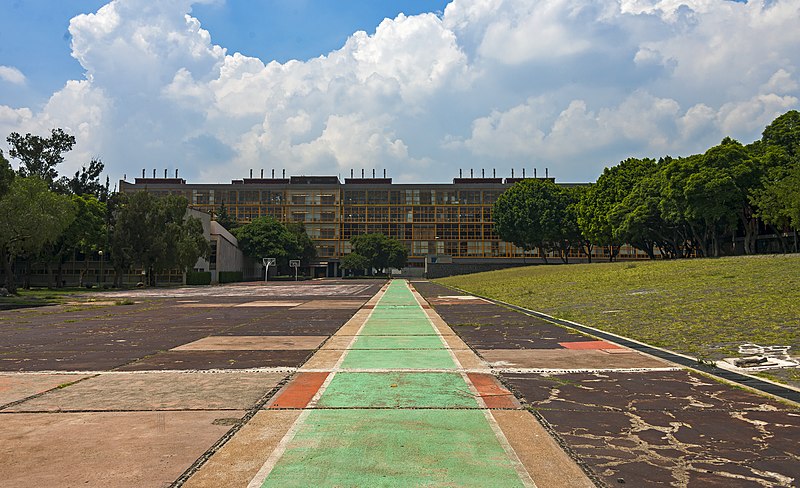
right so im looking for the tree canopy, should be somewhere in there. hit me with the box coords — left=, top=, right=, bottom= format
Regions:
left=347, top=233, right=408, bottom=273
left=0, top=177, right=76, bottom=292
left=495, top=110, right=800, bottom=260
left=232, top=216, right=316, bottom=273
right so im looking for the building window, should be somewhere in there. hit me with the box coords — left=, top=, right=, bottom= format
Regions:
left=209, top=241, right=217, bottom=271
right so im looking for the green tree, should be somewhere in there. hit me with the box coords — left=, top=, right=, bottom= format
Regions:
left=214, top=200, right=239, bottom=231
left=287, top=222, right=317, bottom=265
left=751, top=111, right=800, bottom=252
left=7, top=129, right=75, bottom=192
left=493, top=179, right=573, bottom=263
left=761, top=109, right=800, bottom=158
left=0, top=177, right=76, bottom=292
left=64, top=158, right=108, bottom=200
left=340, top=252, right=371, bottom=275
left=44, top=195, right=107, bottom=288
left=232, top=216, right=296, bottom=271
left=0, top=150, right=14, bottom=198
left=110, top=192, right=208, bottom=286
left=350, top=233, right=407, bottom=273
left=577, top=158, right=656, bottom=261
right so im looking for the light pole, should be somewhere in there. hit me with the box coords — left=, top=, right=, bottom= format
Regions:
left=98, top=250, right=104, bottom=287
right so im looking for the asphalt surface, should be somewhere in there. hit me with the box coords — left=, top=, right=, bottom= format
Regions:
left=1, top=278, right=798, bottom=487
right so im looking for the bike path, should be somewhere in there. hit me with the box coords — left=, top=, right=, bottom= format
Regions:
left=249, top=280, right=532, bottom=487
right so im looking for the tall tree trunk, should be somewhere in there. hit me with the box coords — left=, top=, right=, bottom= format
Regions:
left=1, top=247, right=17, bottom=294
left=770, top=225, right=788, bottom=254
left=22, top=259, right=31, bottom=289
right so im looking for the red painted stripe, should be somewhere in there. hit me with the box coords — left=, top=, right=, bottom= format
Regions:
left=559, top=340, right=624, bottom=350
left=467, top=373, right=519, bottom=409
left=269, top=372, right=329, bottom=409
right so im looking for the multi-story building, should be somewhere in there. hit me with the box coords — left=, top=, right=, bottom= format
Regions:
left=120, top=170, right=644, bottom=276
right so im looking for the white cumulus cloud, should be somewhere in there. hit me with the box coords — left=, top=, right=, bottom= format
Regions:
left=0, top=66, right=26, bottom=85
left=0, top=0, right=798, bottom=184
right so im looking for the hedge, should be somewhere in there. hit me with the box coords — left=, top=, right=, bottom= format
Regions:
left=218, top=271, right=243, bottom=283
left=186, top=271, right=212, bottom=285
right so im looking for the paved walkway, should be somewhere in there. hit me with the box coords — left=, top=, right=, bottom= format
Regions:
left=186, top=279, right=592, bottom=487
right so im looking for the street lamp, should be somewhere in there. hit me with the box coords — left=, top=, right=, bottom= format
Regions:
left=98, top=250, right=104, bottom=287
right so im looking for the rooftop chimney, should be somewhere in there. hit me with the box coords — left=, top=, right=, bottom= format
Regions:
left=250, top=169, right=253, bottom=178
left=481, top=169, right=485, bottom=178
left=164, top=168, right=168, bottom=178
left=260, top=169, right=264, bottom=178
left=361, top=169, right=365, bottom=178
left=272, top=169, right=275, bottom=178
left=282, top=169, right=285, bottom=178
left=546, top=168, right=549, bottom=178
left=372, top=169, right=375, bottom=178
left=383, top=169, right=386, bottom=178
left=534, top=168, right=537, bottom=178
left=511, top=168, right=515, bottom=178
left=459, top=169, right=462, bottom=178
left=470, top=168, right=474, bottom=178
left=522, top=168, right=525, bottom=178
left=175, top=169, right=179, bottom=178
left=153, top=169, right=156, bottom=178
left=142, top=169, right=145, bottom=178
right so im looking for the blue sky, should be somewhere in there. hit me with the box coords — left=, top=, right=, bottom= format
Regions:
left=0, top=0, right=449, bottom=108
left=0, top=0, right=798, bottom=184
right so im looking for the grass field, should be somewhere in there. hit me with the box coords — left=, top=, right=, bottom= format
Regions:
left=437, top=254, right=800, bottom=386
left=0, top=287, right=109, bottom=310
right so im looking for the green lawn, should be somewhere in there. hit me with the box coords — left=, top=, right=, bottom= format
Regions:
left=0, top=287, right=111, bottom=310
left=437, top=254, right=800, bottom=372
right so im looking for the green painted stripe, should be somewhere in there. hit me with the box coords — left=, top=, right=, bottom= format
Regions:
left=261, top=410, right=525, bottom=488
left=341, top=349, right=457, bottom=370
left=259, top=280, right=525, bottom=487
left=350, top=334, right=447, bottom=350
left=317, top=372, right=478, bottom=408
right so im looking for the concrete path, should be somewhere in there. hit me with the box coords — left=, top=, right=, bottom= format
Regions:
left=414, top=280, right=800, bottom=488
left=186, top=280, right=592, bottom=487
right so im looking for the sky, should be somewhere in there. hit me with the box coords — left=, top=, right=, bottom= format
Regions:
left=0, top=0, right=798, bottom=185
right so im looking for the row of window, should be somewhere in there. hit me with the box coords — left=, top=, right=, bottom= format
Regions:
left=182, top=189, right=506, bottom=206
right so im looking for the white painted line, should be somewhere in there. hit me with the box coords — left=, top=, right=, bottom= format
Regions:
left=0, top=368, right=299, bottom=375
left=407, top=281, right=536, bottom=488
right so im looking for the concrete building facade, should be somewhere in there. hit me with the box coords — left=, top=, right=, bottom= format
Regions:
left=121, top=172, right=648, bottom=276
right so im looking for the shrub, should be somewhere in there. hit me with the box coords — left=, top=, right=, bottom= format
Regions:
left=218, top=271, right=243, bottom=283
left=186, top=271, right=211, bottom=285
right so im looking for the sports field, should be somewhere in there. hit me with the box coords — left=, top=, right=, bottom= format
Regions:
left=437, top=254, right=800, bottom=386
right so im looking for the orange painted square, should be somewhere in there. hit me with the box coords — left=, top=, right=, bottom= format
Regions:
left=269, top=372, right=329, bottom=409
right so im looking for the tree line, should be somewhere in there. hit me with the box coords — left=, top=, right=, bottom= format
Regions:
left=494, top=110, right=800, bottom=262
left=0, top=129, right=209, bottom=293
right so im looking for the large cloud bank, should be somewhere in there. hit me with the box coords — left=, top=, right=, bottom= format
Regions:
left=1, top=0, right=798, bottom=183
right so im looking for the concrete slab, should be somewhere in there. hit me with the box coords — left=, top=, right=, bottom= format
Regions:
left=0, top=373, right=89, bottom=407
left=453, top=349, right=489, bottom=369
left=493, top=410, right=594, bottom=488
left=318, top=334, right=355, bottom=350
left=6, top=371, right=286, bottom=411
left=453, top=323, right=589, bottom=350
left=183, top=410, right=302, bottom=488
left=299, top=349, right=345, bottom=370
left=293, top=300, right=366, bottom=310
left=234, top=301, right=304, bottom=307
left=172, top=336, right=328, bottom=351
left=559, top=340, right=624, bottom=350
left=116, top=350, right=313, bottom=371
left=0, top=411, right=243, bottom=488
left=479, top=348, right=670, bottom=369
